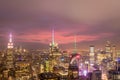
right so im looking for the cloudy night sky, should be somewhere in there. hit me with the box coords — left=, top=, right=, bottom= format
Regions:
left=0, top=0, right=120, bottom=50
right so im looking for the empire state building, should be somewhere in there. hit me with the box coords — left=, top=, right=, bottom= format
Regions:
left=7, top=33, right=14, bottom=49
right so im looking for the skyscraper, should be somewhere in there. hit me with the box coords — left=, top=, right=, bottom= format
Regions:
left=6, top=33, right=14, bottom=67
left=112, top=45, right=116, bottom=61
left=89, top=45, right=95, bottom=65
left=105, top=41, right=112, bottom=59
left=105, top=41, right=111, bottom=52
left=7, top=33, right=14, bottom=49
left=49, top=29, right=61, bottom=72
left=72, top=35, right=77, bottom=55
left=49, top=29, right=58, bottom=53
left=89, top=45, right=95, bottom=72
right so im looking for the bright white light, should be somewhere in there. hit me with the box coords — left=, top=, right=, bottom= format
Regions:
left=90, top=64, right=94, bottom=66
left=85, top=61, right=89, bottom=64
left=79, top=70, right=82, bottom=76
left=83, top=70, right=87, bottom=76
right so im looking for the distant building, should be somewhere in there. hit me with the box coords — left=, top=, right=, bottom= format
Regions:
left=5, top=33, right=15, bottom=79
left=89, top=45, right=95, bottom=72
left=49, top=29, right=61, bottom=72
left=89, top=45, right=95, bottom=65
left=112, top=45, right=117, bottom=61
left=6, top=33, right=14, bottom=69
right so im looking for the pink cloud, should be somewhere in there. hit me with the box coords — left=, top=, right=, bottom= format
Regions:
left=15, top=28, right=114, bottom=45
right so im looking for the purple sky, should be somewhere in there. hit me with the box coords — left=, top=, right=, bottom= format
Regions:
left=0, top=0, right=120, bottom=50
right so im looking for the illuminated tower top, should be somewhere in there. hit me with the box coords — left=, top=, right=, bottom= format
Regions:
left=7, top=33, right=14, bottom=49
left=49, top=28, right=60, bottom=57
left=52, top=28, right=55, bottom=46
left=9, top=33, right=12, bottom=43
left=50, top=28, right=58, bottom=47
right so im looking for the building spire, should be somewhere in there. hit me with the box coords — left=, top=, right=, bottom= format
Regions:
left=9, top=33, right=12, bottom=43
left=8, top=33, right=13, bottom=49
left=74, top=35, right=77, bottom=53
left=52, top=28, right=55, bottom=45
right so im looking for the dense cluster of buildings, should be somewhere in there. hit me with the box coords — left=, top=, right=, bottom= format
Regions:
left=0, top=32, right=120, bottom=80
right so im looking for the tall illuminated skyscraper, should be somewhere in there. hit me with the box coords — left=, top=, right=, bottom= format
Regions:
left=89, top=45, right=95, bottom=64
left=7, top=33, right=14, bottom=49
left=6, top=33, right=14, bottom=69
left=49, top=28, right=62, bottom=72
left=105, top=41, right=111, bottom=53
left=89, top=45, right=95, bottom=72
left=49, top=28, right=59, bottom=53
left=105, top=41, right=112, bottom=58
left=112, top=45, right=116, bottom=61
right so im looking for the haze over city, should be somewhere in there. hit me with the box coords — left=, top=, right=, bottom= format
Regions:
left=0, top=0, right=120, bottom=50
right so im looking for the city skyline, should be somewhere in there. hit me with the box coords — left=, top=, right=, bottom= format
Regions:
left=0, top=0, right=120, bottom=50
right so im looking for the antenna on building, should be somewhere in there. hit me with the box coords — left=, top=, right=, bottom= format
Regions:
left=74, top=35, right=77, bottom=53
left=52, top=28, right=55, bottom=46
left=8, top=33, right=13, bottom=49
left=9, top=33, right=12, bottom=43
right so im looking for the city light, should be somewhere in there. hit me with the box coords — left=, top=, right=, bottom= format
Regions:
left=83, top=70, right=87, bottom=76
left=0, top=31, right=119, bottom=80
left=76, top=55, right=80, bottom=59
left=0, top=1, right=119, bottom=79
